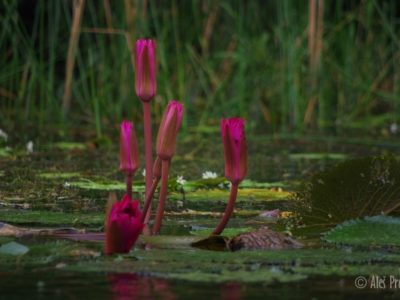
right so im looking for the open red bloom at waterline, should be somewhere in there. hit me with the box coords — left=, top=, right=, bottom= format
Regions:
left=221, top=118, right=247, bottom=185
left=105, top=194, right=144, bottom=255
left=135, top=39, right=157, bottom=102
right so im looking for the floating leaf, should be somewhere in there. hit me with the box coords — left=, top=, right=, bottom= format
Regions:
left=38, top=172, right=81, bottom=180
left=191, top=235, right=229, bottom=251
left=241, top=180, right=288, bottom=189
left=190, top=227, right=254, bottom=237
left=0, top=241, right=29, bottom=255
left=52, top=142, right=87, bottom=150
left=294, top=155, right=400, bottom=227
left=68, top=179, right=126, bottom=191
left=289, top=153, right=348, bottom=160
left=323, top=215, right=400, bottom=247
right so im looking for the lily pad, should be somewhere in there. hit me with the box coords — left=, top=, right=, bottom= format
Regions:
left=0, top=209, right=104, bottom=227
left=182, top=177, right=227, bottom=191
left=241, top=180, right=288, bottom=189
left=52, top=142, right=87, bottom=150
left=38, top=172, right=82, bottom=180
left=289, top=153, right=348, bottom=160
left=181, top=188, right=290, bottom=202
left=323, top=215, right=400, bottom=247
left=166, top=269, right=307, bottom=283
left=0, top=241, right=29, bottom=255
left=68, top=180, right=126, bottom=191
left=190, top=227, right=254, bottom=237
left=0, top=147, right=11, bottom=157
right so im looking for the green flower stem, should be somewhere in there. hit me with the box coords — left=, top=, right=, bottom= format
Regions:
left=126, top=173, right=132, bottom=199
left=143, top=101, right=153, bottom=224
left=152, top=160, right=170, bottom=234
left=140, top=177, right=160, bottom=224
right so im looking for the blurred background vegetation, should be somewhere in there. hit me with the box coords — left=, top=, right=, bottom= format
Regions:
left=0, top=0, right=399, bottom=143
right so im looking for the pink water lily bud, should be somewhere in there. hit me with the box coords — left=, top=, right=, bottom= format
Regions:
left=105, top=194, right=144, bottom=255
left=135, top=39, right=157, bottom=102
left=221, top=118, right=247, bottom=184
left=156, top=100, right=184, bottom=160
left=119, top=121, right=140, bottom=175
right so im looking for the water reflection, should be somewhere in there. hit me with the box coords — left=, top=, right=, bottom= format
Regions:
left=1, top=271, right=398, bottom=300
left=108, top=273, right=175, bottom=300
left=221, top=282, right=242, bottom=300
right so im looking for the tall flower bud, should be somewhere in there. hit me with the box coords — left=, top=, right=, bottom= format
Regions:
left=221, top=118, right=247, bottom=185
left=156, top=101, right=184, bottom=160
left=135, top=39, right=156, bottom=102
left=119, top=121, right=140, bottom=175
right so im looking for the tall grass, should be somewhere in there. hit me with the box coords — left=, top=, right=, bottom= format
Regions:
left=0, top=0, right=399, bottom=141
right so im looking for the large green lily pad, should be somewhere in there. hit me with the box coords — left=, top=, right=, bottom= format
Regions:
left=323, top=215, right=400, bottom=247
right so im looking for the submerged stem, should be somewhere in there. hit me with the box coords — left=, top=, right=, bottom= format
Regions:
left=212, top=183, right=239, bottom=235
left=143, top=101, right=153, bottom=224
left=126, top=173, right=133, bottom=199
left=152, top=160, right=170, bottom=234
left=140, top=177, right=160, bottom=224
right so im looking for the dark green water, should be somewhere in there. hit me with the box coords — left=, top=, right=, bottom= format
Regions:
left=1, top=272, right=398, bottom=300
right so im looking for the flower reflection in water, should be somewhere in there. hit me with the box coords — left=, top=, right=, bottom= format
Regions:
left=221, top=282, right=242, bottom=300
left=108, top=273, right=175, bottom=300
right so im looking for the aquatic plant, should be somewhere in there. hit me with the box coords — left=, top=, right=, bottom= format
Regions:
left=104, top=121, right=143, bottom=254
left=135, top=39, right=157, bottom=102
left=153, top=100, right=184, bottom=234
left=119, top=121, right=139, bottom=198
left=108, top=39, right=245, bottom=242
left=323, top=215, right=400, bottom=248
left=213, top=118, right=247, bottom=235
left=141, top=157, right=162, bottom=224
left=135, top=39, right=157, bottom=224
left=104, top=194, right=144, bottom=255
left=293, top=155, right=400, bottom=228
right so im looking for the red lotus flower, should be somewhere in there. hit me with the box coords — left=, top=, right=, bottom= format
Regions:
left=221, top=118, right=247, bottom=184
left=135, top=39, right=156, bottom=102
left=105, top=194, right=144, bottom=255
left=156, top=100, right=184, bottom=161
left=119, top=121, right=139, bottom=175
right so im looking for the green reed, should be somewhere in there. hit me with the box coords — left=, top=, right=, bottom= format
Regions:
left=0, top=0, right=399, bottom=141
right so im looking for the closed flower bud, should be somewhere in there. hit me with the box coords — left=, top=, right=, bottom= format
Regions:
left=119, top=121, right=140, bottom=175
left=221, top=118, right=247, bottom=184
left=135, top=39, right=156, bottom=102
left=156, top=100, right=184, bottom=160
